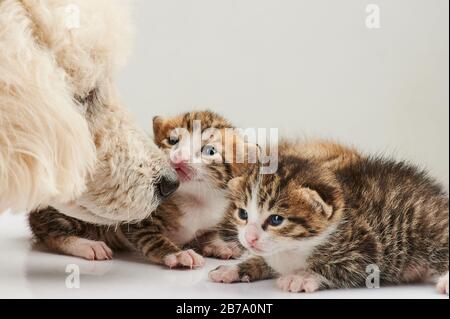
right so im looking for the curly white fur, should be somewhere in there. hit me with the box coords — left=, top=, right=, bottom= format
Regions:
left=0, top=0, right=154, bottom=219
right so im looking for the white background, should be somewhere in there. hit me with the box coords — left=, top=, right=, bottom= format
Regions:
left=118, top=0, right=449, bottom=188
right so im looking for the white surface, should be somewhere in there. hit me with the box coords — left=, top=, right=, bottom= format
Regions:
left=1, top=0, right=448, bottom=301
left=0, top=212, right=447, bottom=299
left=118, top=0, right=449, bottom=189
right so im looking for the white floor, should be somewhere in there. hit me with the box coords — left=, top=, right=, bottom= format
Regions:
left=0, top=212, right=447, bottom=299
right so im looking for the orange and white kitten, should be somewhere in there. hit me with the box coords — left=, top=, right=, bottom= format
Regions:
left=148, top=110, right=256, bottom=266
left=29, top=111, right=252, bottom=268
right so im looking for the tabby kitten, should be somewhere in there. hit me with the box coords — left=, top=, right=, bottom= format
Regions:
left=210, top=141, right=449, bottom=294
left=29, top=111, right=251, bottom=268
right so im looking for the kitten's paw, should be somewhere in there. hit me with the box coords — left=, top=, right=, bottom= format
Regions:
left=163, top=250, right=205, bottom=269
left=209, top=265, right=243, bottom=283
left=276, top=272, right=321, bottom=293
left=63, top=238, right=113, bottom=261
left=203, top=243, right=233, bottom=259
left=437, top=272, right=449, bottom=295
left=202, top=242, right=242, bottom=260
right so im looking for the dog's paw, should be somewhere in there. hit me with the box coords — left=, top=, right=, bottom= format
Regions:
left=276, top=272, right=321, bottom=293
left=64, top=238, right=113, bottom=261
left=202, top=242, right=242, bottom=260
left=163, top=249, right=205, bottom=269
left=437, top=272, right=449, bottom=295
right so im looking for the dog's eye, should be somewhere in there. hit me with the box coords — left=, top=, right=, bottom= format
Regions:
left=168, top=136, right=179, bottom=146
left=202, top=145, right=217, bottom=156
left=238, top=208, right=248, bottom=221
left=267, top=215, right=284, bottom=227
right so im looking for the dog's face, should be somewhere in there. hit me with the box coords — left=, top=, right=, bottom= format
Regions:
left=56, top=122, right=180, bottom=226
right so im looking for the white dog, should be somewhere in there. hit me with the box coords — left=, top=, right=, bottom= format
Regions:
left=0, top=0, right=178, bottom=223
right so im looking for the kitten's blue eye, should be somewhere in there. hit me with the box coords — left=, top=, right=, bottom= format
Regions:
left=168, top=136, right=179, bottom=146
left=268, top=215, right=284, bottom=227
left=238, top=209, right=248, bottom=221
left=202, top=145, right=217, bottom=156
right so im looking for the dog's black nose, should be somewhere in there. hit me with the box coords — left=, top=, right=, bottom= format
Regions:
left=158, top=175, right=180, bottom=198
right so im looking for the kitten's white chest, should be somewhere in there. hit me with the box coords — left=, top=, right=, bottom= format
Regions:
left=265, top=249, right=312, bottom=275
left=167, top=185, right=228, bottom=245
left=264, top=225, right=337, bottom=276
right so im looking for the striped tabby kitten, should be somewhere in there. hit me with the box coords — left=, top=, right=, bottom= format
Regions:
left=29, top=111, right=252, bottom=268
left=210, top=141, right=449, bottom=294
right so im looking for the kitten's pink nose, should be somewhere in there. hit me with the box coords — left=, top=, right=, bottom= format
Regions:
left=245, top=224, right=260, bottom=247
left=171, top=150, right=190, bottom=164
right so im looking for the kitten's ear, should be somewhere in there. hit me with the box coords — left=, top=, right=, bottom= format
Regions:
left=228, top=176, right=244, bottom=192
left=246, top=143, right=261, bottom=164
left=231, top=143, right=261, bottom=176
left=153, top=116, right=163, bottom=129
left=298, top=188, right=333, bottom=219
left=152, top=116, right=164, bottom=137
